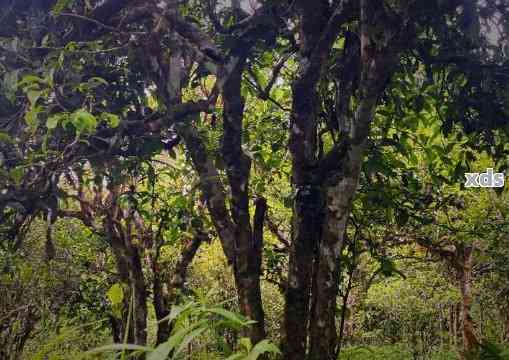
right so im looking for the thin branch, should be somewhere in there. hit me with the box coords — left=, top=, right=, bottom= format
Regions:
left=59, top=12, right=121, bottom=33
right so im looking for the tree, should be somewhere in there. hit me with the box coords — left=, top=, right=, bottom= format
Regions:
left=1, top=1, right=508, bottom=359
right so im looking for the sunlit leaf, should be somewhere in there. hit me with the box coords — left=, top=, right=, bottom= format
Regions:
left=106, top=283, right=124, bottom=306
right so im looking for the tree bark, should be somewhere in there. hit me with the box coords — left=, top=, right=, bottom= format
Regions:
left=222, top=53, right=266, bottom=344
left=144, top=1, right=283, bottom=346
left=283, top=2, right=336, bottom=357
left=152, top=267, right=170, bottom=345
left=127, top=248, right=148, bottom=346
left=458, top=245, right=479, bottom=358
left=337, top=251, right=355, bottom=356
left=503, top=306, right=509, bottom=342
left=284, top=1, right=404, bottom=358
left=109, top=235, right=148, bottom=346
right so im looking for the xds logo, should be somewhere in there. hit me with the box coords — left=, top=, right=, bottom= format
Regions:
left=464, top=168, right=505, bottom=188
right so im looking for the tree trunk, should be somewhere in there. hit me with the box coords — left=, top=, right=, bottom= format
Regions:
left=458, top=245, right=478, bottom=358
left=283, top=0, right=403, bottom=357
left=308, top=1, right=401, bottom=356
left=146, top=1, right=271, bottom=346
left=337, top=255, right=355, bottom=356
left=449, top=305, right=455, bottom=348
left=308, top=163, right=364, bottom=359
left=283, top=182, right=322, bottom=360
left=283, top=2, right=333, bottom=356
left=109, top=234, right=148, bottom=346
left=232, top=198, right=267, bottom=344
left=109, top=315, right=123, bottom=343
left=153, top=268, right=170, bottom=345
left=502, top=306, right=509, bottom=342
left=110, top=244, right=134, bottom=343
left=222, top=56, right=266, bottom=344
left=127, top=249, right=148, bottom=346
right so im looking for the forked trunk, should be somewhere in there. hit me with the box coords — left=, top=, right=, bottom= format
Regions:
left=284, top=0, right=401, bottom=356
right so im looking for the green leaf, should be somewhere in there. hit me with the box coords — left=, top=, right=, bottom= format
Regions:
left=173, top=326, right=208, bottom=358
left=0, top=132, right=13, bottom=144
left=25, top=106, right=41, bottom=130
left=51, top=0, right=72, bottom=16
left=88, top=77, right=109, bottom=86
left=106, top=283, right=124, bottom=306
left=18, top=74, right=45, bottom=87
left=207, top=307, right=253, bottom=328
left=9, top=167, right=24, bottom=185
left=46, top=114, right=66, bottom=130
left=71, top=110, right=97, bottom=134
left=246, top=340, right=281, bottom=360
left=27, top=89, right=42, bottom=106
left=147, top=343, right=171, bottom=360
left=239, top=337, right=253, bottom=352
left=157, top=301, right=196, bottom=325
left=164, top=321, right=208, bottom=355
left=101, top=113, right=120, bottom=128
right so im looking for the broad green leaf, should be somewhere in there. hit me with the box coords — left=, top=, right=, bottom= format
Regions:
left=25, top=106, right=41, bottom=130
left=239, top=337, right=252, bottom=352
left=164, top=319, right=209, bottom=356
left=147, top=342, right=171, bottom=360
left=246, top=340, right=281, bottom=360
left=27, top=89, right=42, bottom=106
left=88, top=77, right=109, bottom=86
left=173, top=326, right=208, bottom=358
left=157, top=301, right=196, bottom=324
left=46, top=114, right=66, bottom=129
left=207, top=307, right=253, bottom=327
left=71, top=110, right=97, bottom=134
left=51, top=0, right=72, bottom=16
left=65, top=41, right=79, bottom=51
left=18, top=74, right=45, bottom=87
left=106, top=283, right=124, bottom=306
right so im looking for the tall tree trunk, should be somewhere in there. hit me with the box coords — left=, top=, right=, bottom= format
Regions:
left=109, top=315, right=123, bottom=343
left=176, top=118, right=267, bottom=343
left=222, top=55, right=266, bottom=344
left=109, top=234, right=148, bottom=346
left=283, top=2, right=334, bottom=357
left=110, top=243, right=135, bottom=343
left=127, top=249, right=148, bottom=346
left=502, top=306, right=509, bottom=342
left=308, top=172, right=361, bottom=359
left=283, top=180, right=322, bottom=360
left=307, top=1, right=402, bottom=357
left=152, top=267, right=170, bottom=345
left=147, top=9, right=267, bottom=341
left=449, top=305, right=455, bottom=348
left=337, top=256, right=354, bottom=356
left=458, top=245, right=478, bottom=358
